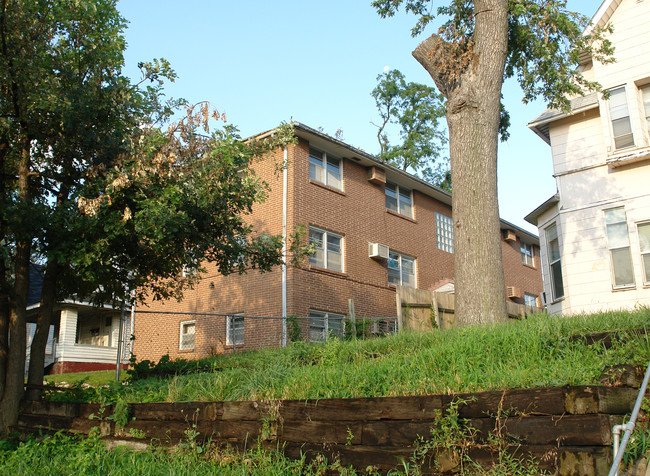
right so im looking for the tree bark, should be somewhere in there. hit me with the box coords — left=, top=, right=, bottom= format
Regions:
left=26, top=262, right=60, bottom=401
left=0, top=145, right=30, bottom=431
left=413, top=0, right=509, bottom=325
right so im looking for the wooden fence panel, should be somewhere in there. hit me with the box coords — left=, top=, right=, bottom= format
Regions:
left=396, top=287, right=543, bottom=331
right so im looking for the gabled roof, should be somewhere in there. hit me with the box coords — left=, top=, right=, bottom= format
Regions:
left=527, top=0, right=623, bottom=144
left=28, top=264, right=44, bottom=307
left=527, top=93, right=599, bottom=144
left=524, top=194, right=560, bottom=226
left=585, top=0, right=623, bottom=36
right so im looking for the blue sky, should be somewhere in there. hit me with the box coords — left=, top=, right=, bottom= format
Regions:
left=117, top=0, right=599, bottom=234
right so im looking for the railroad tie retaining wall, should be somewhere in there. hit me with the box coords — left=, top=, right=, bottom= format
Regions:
left=16, top=385, right=641, bottom=475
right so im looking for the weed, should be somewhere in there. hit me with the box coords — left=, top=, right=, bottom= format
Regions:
left=128, top=428, right=146, bottom=439
left=346, top=427, right=354, bottom=446
left=287, top=316, right=302, bottom=342
left=260, top=400, right=283, bottom=441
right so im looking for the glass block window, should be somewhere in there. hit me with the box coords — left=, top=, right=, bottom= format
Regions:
left=179, top=320, right=195, bottom=350
left=435, top=212, right=454, bottom=253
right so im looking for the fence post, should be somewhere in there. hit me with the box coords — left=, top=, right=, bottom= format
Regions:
left=395, top=288, right=403, bottom=332
left=348, top=299, right=356, bottom=339
left=430, top=291, right=440, bottom=329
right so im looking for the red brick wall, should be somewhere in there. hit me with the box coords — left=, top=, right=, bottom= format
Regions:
left=133, top=134, right=543, bottom=362
left=501, top=237, right=544, bottom=306
left=49, top=362, right=128, bottom=375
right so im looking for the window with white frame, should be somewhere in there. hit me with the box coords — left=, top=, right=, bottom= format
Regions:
left=435, top=212, right=454, bottom=253
left=609, top=86, right=635, bottom=149
left=179, top=320, right=195, bottom=350
left=388, top=251, right=416, bottom=287
left=309, top=148, right=341, bottom=190
left=309, top=310, right=345, bottom=342
left=524, top=293, right=537, bottom=308
left=385, top=182, right=413, bottom=218
left=604, top=208, right=635, bottom=288
left=546, top=223, right=564, bottom=301
left=226, top=314, right=244, bottom=346
left=521, top=242, right=534, bottom=266
left=309, top=227, right=343, bottom=272
left=637, top=222, right=650, bottom=285
left=642, top=85, right=650, bottom=134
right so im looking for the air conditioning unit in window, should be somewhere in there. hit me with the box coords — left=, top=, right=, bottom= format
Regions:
left=367, top=166, right=386, bottom=185
left=369, top=243, right=389, bottom=260
left=503, top=229, right=517, bottom=242
left=507, top=286, right=521, bottom=299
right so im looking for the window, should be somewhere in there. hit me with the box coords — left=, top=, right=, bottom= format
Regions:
left=435, top=212, right=454, bottom=253
left=609, top=87, right=635, bottom=149
left=309, top=227, right=343, bottom=272
left=179, top=320, right=195, bottom=350
left=546, top=224, right=564, bottom=300
left=638, top=222, right=650, bottom=285
left=640, top=85, right=650, bottom=134
left=309, top=148, right=341, bottom=189
left=604, top=208, right=635, bottom=288
left=182, top=264, right=197, bottom=278
left=309, top=310, right=345, bottom=342
left=385, top=182, right=413, bottom=218
left=226, top=314, right=244, bottom=346
left=388, top=251, right=416, bottom=287
left=524, top=293, right=537, bottom=308
left=521, top=242, right=534, bottom=266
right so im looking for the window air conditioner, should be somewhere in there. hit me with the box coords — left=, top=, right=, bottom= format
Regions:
left=367, top=166, right=386, bottom=184
left=507, top=286, right=521, bottom=299
left=369, top=243, right=389, bottom=260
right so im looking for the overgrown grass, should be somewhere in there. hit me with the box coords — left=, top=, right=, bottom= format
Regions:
left=11, top=309, right=650, bottom=475
left=84, top=308, right=650, bottom=404
left=0, top=432, right=351, bottom=475
left=44, top=370, right=124, bottom=387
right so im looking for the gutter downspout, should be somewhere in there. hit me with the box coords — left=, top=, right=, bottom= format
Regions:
left=129, top=301, right=136, bottom=357
left=281, top=146, right=288, bottom=347
left=115, top=302, right=125, bottom=381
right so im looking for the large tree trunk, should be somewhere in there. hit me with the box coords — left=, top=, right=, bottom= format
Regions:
left=26, top=262, right=59, bottom=401
left=0, top=146, right=30, bottom=431
left=413, top=0, right=509, bottom=325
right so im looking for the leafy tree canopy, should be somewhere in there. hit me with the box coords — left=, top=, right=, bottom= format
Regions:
left=372, top=0, right=614, bottom=111
left=0, top=0, right=302, bottom=422
left=371, top=69, right=450, bottom=189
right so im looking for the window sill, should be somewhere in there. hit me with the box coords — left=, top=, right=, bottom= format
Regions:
left=388, top=283, right=417, bottom=289
left=309, top=180, right=346, bottom=196
left=386, top=209, right=416, bottom=223
left=612, top=285, right=636, bottom=292
left=178, top=348, right=195, bottom=353
left=308, top=265, right=348, bottom=278
left=550, top=296, right=565, bottom=305
left=607, top=146, right=650, bottom=168
left=522, top=263, right=537, bottom=270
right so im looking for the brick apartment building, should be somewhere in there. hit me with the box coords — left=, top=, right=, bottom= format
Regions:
left=133, top=123, right=543, bottom=361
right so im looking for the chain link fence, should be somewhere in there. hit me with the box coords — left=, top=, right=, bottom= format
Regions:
left=135, top=310, right=399, bottom=355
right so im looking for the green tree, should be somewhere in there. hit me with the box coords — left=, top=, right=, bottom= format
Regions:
left=371, top=69, right=449, bottom=188
left=0, top=0, right=296, bottom=430
left=373, top=0, right=612, bottom=325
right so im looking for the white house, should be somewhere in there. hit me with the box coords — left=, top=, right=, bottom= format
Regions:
left=525, top=0, right=650, bottom=315
left=26, top=265, right=132, bottom=374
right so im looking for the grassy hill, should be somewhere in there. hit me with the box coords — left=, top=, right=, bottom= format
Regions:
left=46, top=308, right=650, bottom=405
left=12, top=308, right=650, bottom=475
